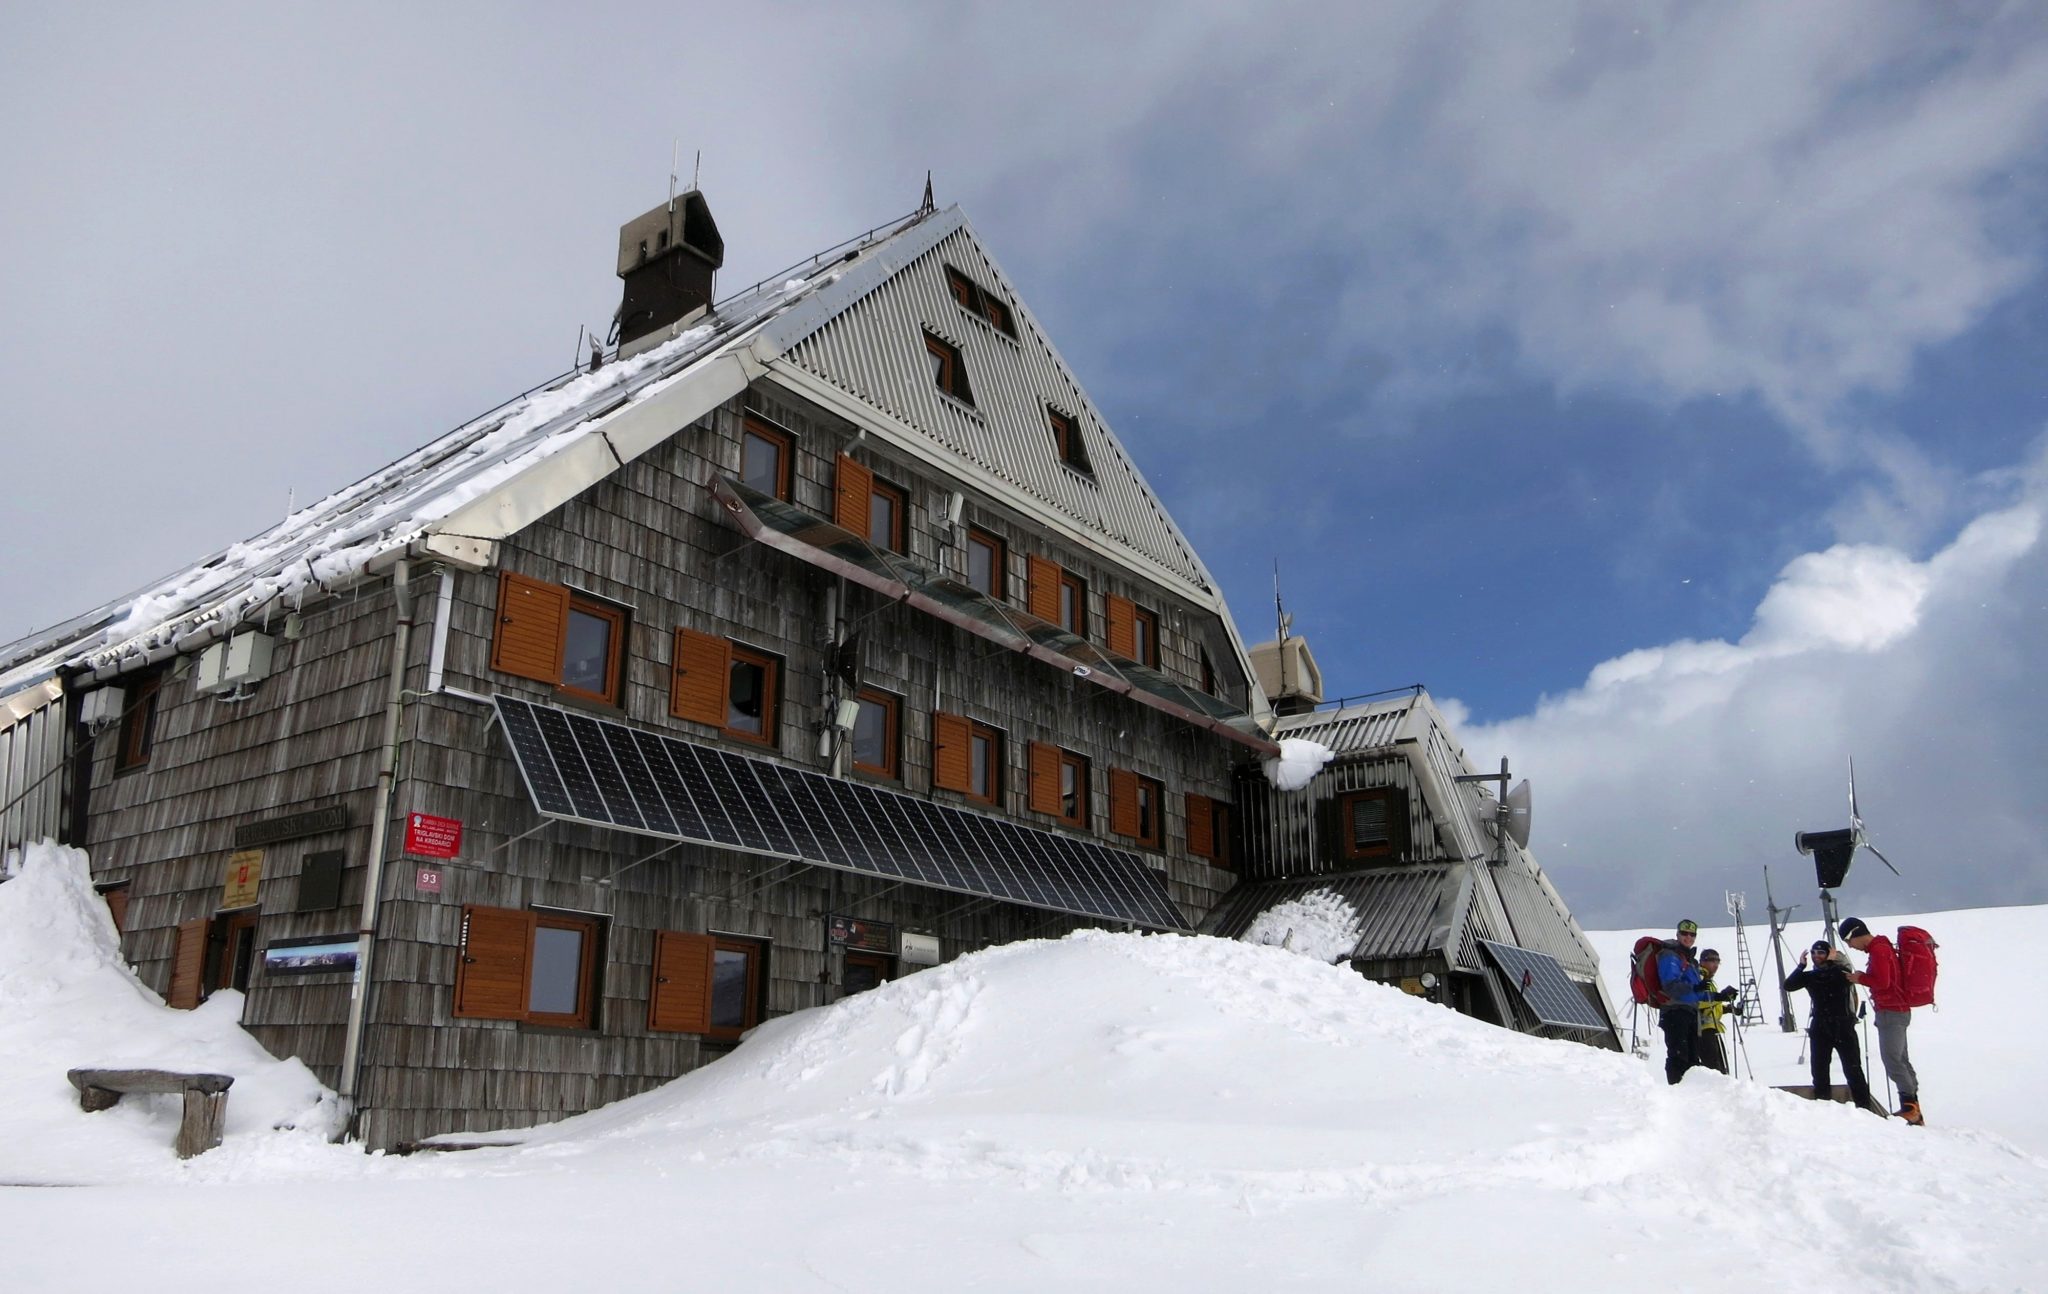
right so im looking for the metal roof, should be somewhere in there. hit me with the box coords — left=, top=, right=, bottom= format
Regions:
left=1202, top=866, right=1458, bottom=962
left=1, top=204, right=1260, bottom=712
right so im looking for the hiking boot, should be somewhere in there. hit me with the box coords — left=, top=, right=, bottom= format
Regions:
left=1896, top=1101, right=1924, bottom=1126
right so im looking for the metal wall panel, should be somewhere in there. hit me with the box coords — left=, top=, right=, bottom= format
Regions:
left=780, top=227, right=1213, bottom=598
left=1, top=682, right=66, bottom=856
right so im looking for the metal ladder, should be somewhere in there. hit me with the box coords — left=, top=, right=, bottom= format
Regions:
left=1726, top=890, right=1765, bottom=1025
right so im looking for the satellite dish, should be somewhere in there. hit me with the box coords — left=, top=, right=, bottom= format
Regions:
left=1503, top=780, right=1533, bottom=850
left=1473, top=779, right=1533, bottom=852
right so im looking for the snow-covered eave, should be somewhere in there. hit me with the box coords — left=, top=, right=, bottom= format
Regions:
left=0, top=216, right=946, bottom=700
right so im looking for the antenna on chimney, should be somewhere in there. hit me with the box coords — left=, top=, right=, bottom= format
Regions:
left=693, top=149, right=701, bottom=191
left=919, top=171, right=935, bottom=217
left=668, top=140, right=679, bottom=212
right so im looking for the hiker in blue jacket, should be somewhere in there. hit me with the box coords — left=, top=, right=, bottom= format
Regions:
left=1658, top=919, right=1710, bottom=1084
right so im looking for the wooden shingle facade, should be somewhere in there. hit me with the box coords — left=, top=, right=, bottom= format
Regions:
left=0, top=197, right=1280, bottom=1149
left=1, top=193, right=1619, bottom=1150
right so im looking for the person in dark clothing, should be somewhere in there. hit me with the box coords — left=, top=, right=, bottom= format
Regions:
left=1695, top=948, right=1739, bottom=1075
left=1657, top=919, right=1709, bottom=1083
left=1784, top=937, right=1880, bottom=1116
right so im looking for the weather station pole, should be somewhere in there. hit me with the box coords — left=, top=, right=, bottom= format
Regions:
left=1763, top=866, right=1797, bottom=1033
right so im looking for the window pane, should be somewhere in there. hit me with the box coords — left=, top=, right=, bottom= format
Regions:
left=967, top=536, right=996, bottom=596
left=711, top=948, right=751, bottom=1029
left=1059, top=583, right=1077, bottom=633
left=563, top=606, right=613, bottom=696
left=927, top=346, right=946, bottom=383
left=869, top=490, right=897, bottom=550
left=1350, top=797, right=1389, bottom=848
left=729, top=658, right=766, bottom=734
left=1061, top=761, right=1079, bottom=819
left=852, top=696, right=888, bottom=770
left=741, top=430, right=783, bottom=496
left=970, top=731, right=992, bottom=799
left=1138, top=783, right=1156, bottom=839
left=529, top=925, right=585, bottom=1016
left=1133, top=616, right=1152, bottom=665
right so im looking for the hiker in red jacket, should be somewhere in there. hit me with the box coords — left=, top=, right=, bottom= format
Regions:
left=1839, top=916, right=1922, bottom=1125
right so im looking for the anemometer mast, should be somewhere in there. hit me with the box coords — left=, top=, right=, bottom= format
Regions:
left=1791, top=758, right=1901, bottom=946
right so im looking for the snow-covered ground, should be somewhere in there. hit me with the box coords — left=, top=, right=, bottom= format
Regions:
left=3, top=842, right=2043, bottom=1292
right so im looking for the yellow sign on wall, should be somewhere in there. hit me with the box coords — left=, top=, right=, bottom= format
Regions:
left=222, top=849, right=264, bottom=909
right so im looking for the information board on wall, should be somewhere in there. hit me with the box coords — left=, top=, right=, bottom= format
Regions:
left=221, top=849, right=264, bottom=909
left=403, top=812, right=462, bottom=859
left=827, top=915, right=896, bottom=954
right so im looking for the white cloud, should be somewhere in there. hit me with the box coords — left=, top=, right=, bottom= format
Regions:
left=1453, top=445, right=2048, bottom=925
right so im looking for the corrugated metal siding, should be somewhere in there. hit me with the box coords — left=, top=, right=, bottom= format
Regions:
left=1203, top=866, right=1457, bottom=961
left=780, top=227, right=1212, bottom=597
left=1490, top=861, right=1600, bottom=975
left=1273, top=693, right=1417, bottom=754
left=1, top=683, right=65, bottom=856
left=1235, top=754, right=1445, bottom=881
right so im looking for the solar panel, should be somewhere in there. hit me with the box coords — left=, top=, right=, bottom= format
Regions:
left=1477, top=940, right=1609, bottom=1032
left=490, top=696, right=1183, bottom=929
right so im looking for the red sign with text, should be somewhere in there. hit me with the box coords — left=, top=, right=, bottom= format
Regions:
left=404, top=812, right=462, bottom=859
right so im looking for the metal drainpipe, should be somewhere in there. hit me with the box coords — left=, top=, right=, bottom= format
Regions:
left=336, top=559, right=414, bottom=1137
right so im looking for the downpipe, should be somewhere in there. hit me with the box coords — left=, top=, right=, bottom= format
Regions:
left=336, top=559, right=414, bottom=1139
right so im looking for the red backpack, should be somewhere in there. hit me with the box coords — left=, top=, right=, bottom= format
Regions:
left=1896, top=925, right=1939, bottom=1008
left=1630, top=936, right=1674, bottom=1007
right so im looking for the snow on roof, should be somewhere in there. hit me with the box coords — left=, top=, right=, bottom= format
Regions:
left=0, top=210, right=940, bottom=701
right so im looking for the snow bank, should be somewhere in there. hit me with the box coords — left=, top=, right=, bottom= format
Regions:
left=1240, top=888, right=1362, bottom=962
left=0, top=841, right=348, bottom=1181
left=1260, top=736, right=1333, bottom=790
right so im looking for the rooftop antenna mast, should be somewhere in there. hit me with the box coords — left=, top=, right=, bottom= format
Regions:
left=668, top=140, right=679, bottom=212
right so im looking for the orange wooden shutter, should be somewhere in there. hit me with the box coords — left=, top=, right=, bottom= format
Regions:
left=490, top=571, right=569, bottom=683
left=167, top=916, right=209, bottom=1009
left=834, top=454, right=874, bottom=535
left=1185, top=793, right=1214, bottom=859
left=1109, top=768, right=1140, bottom=837
left=933, top=712, right=972, bottom=793
left=1028, top=742, right=1060, bottom=816
left=102, top=887, right=130, bottom=935
left=1106, top=595, right=1136, bottom=658
left=671, top=628, right=731, bottom=726
left=453, top=905, right=536, bottom=1021
left=648, top=930, right=717, bottom=1033
left=1025, top=556, right=1061, bottom=622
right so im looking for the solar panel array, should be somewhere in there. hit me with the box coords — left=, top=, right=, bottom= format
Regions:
left=1477, top=939, right=1609, bottom=1032
left=492, top=695, right=1184, bottom=929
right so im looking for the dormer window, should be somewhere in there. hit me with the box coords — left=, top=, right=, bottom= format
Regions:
left=924, top=332, right=974, bottom=406
left=943, top=266, right=1016, bottom=338
left=1048, top=407, right=1091, bottom=474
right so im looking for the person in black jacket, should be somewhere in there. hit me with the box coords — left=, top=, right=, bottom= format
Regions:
left=1784, top=938, right=1880, bottom=1115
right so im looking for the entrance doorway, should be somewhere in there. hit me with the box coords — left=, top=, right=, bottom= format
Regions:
left=212, top=909, right=260, bottom=993
left=842, top=950, right=894, bottom=996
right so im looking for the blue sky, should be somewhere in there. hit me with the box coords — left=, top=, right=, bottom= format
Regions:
left=5, top=3, right=2046, bottom=924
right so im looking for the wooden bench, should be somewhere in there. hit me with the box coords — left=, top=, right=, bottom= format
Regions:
left=67, top=1068, right=235, bottom=1158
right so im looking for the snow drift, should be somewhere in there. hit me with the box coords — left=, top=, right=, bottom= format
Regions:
left=4, top=843, right=2047, bottom=1290
left=0, top=841, right=344, bottom=1182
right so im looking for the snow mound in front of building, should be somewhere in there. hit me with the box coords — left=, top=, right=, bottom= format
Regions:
left=0, top=841, right=348, bottom=1182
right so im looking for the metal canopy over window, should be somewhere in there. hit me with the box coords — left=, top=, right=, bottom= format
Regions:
left=493, top=695, right=1185, bottom=930
left=711, top=476, right=1278, bottom=756
left=1476, top=939, right=1609, bottom=1032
